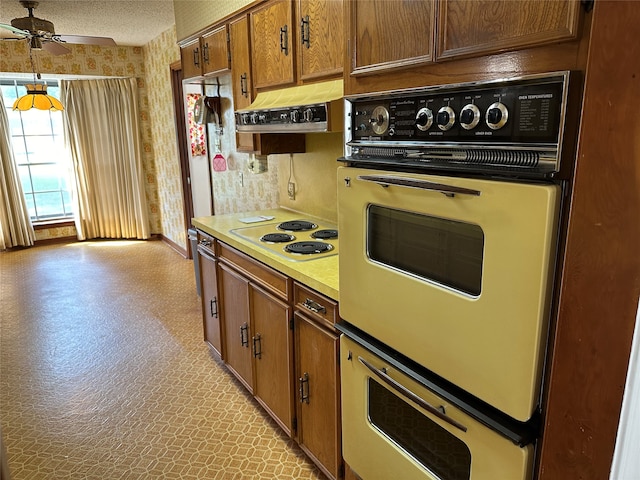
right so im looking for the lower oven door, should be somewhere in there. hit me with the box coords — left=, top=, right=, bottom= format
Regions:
left=341, top=336, right=534, bottom=480
left=337, top=166, right=560, bottom=421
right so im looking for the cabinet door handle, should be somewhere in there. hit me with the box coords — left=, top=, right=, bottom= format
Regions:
left=279, top=25, right=289, bottom=55
left=193, top=47, right=200, bottom=67
left=203, top=42, right=210, bottom=64
left=210, top=297, right=218, bottom=318
left=253, top=334, right=262, bottom=359
left=303, top=298, right=326, bottom=314
left=300, top=15, right=310, bottom=48
left=240, top=323, right=249, bottom=347
left=299, top=373, right=309, bottom=404
left=240, top=73, right=248, bottom=97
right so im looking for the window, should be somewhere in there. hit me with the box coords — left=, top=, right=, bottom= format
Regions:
left=1, top=79, right=73, bottom=223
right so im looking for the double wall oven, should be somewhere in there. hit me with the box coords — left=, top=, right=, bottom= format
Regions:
left=336, top=72, right=579, bottom=479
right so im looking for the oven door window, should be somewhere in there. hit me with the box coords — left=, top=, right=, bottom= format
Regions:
left=368, top=379, right=471, bottom=480
left=367, top=205, right=484, bottom=296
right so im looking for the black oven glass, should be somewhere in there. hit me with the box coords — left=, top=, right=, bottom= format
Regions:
left=368, top=379, right=471, bottom=480
left=367, top=205, right=484, bottom=296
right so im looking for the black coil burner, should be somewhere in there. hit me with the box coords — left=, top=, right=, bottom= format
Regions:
left=284, top=241, right=334, bottom=255
left=311, top=229, right=338, bottom=240
left=260, top=233, right=295, bottom=243
left=277, top=220, right=317, bottom=232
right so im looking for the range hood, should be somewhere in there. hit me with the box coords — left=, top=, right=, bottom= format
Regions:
left=235, top=79, right=343, bottom=134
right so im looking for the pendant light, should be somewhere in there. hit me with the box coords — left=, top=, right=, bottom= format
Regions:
left=12, top=38, right=64, bottom=111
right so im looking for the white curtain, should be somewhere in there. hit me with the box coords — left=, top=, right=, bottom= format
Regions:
left=60, top=78, right=150, bottom=240
left=0, top=94, right=36, bottom=249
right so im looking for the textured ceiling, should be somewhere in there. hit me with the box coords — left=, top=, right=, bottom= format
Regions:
left=0, top=0, right=176, bottom=46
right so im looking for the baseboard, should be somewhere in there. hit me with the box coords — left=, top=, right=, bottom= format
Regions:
left=159, top=234, right=188, bottom=258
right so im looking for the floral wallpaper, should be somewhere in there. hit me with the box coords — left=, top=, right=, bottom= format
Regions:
left=0, top=39, right=161, bottom=241
left=142, top=26, right=185, bottom=251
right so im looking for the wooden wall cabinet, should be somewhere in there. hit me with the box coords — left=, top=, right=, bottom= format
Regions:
left=437, top=0, right=581, bottom=60
left=250, top=0, right=296, bottom=89
left=294, top=283, right=342, bottom=480
left=347, top=0, right=581, bottom=78
left=348, top=0, right=436, bottom=76
left=201, top=25, right=231, bottom=76
left=229, top=12, right=306, bottom=155
left=180, top=27, right=231, bottom=80
left=180, top=38, right=203, bottom=80
left=297, top=0, right=344, bottom=82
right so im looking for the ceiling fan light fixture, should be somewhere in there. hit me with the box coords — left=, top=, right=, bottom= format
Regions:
left=29, top=36, right=42, bottom=50
left=13, top=83, right=64, bottom=111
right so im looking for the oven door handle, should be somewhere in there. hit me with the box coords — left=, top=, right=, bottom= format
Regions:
left=357, top=175, right=481, bottom=198
left=358, top=356, right=468, bottom=432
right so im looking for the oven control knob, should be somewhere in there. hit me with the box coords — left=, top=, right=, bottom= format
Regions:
left=486, top=102, right=509, bottom=130
left=369, top=106, right=390, bottom=135
left=460, top=104, right=481, bottom=130
left=290, top=110, right=300, bottom=123
left=436, top=106, right=456, bottom=131
left=280, top=112, right=289, bottom=121
left=415, top=107, right=433, bottom=131
left=303, top=108, right=314, bottom=122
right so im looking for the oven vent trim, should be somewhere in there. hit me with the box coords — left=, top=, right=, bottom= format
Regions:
left=336, top=321, right=540, bottom=447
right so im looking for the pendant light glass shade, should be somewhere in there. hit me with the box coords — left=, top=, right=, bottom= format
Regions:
left=13, top=83, right=64, bottom=111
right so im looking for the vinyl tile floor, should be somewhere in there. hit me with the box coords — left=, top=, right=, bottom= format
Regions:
left=0, top=239, right=325, bottom=479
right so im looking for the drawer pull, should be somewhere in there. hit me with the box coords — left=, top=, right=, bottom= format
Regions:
left=199, top=239, right=212, bottom=247
left=303, top=298, right=326, bottom=314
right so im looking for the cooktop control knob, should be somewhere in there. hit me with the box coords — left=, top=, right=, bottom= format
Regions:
left=415, top=107, right=433, bottom=131
left=486, top=102, right=509, bottom=130
left=250, top=113, right=259, bottom=124
left=460, top=104, right=481, bottom=130
left=436, top=106, right=456, bottom=131
left=280, top=112, right=289, bottom=121
left=258, top=113, right=267, bottom=123
left=241, top=113, right=250, bottom=124
left=303, top=108, right=314, bottom=123
left=290, top=110, right=300, bottom=123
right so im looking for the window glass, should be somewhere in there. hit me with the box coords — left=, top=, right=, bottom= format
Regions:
left=368, top=379, right=472, bottom=480
left=367, top=205, right=484, bottom=296
left=1, top=79, right=73, bottom=223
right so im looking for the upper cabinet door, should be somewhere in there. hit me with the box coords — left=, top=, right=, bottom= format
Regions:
left=180, top=38, right=203, bottom=80
left=349, top=0, right=436, bottom=76
left=437, top=0, right=581, bottom=60
left=297, top=0, right=344, bottom=81
left=201, top=25, right=230, bottom=75
left=250, top=0, right=296, bottom=89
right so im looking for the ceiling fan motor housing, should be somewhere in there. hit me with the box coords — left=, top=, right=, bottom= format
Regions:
left=11, top=1, right=55, bottom=35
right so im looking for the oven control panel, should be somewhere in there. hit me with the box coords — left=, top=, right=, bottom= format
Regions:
left=344, top=72, right=576, bottom=178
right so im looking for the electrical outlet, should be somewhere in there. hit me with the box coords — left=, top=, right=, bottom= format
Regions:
left=287, top=181, right=295, bottom=200
left=238, top=171, right=244, bottom=187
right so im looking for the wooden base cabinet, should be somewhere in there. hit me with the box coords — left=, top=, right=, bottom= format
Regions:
left=196, top=234, right=343, bottom=476
left=199, top=246, right=222, bottom=357
left=219, top=262, right=254, bottom=392
left=251, top=284, right=295, bottom=435
left=294, top=283, right=343, bottom=480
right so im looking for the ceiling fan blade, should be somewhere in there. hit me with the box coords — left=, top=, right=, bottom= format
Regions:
left=55, top=34, right=117, bottom=47
left=0, top=23, right=30, bottom=38
left=42, top=40, right=71, bottom=56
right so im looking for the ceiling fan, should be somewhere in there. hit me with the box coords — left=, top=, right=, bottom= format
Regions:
left=0, top=0, right=116, bottom=55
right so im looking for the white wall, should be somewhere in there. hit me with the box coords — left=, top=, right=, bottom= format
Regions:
left=610, top=296, right=640, bottom=479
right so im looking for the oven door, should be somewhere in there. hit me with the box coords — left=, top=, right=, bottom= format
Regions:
left=337, top=166, right=560, bottom=421
left=341, top=336, right=534, bottom=480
